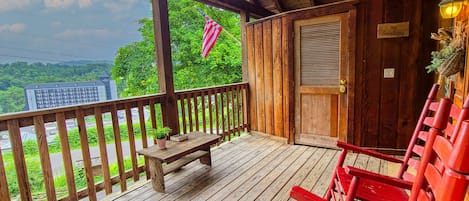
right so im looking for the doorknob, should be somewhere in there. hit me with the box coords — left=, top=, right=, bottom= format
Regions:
left=339, top=79, right=347, bottom=94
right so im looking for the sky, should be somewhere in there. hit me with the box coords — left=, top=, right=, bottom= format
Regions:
left=0, top=0, right=153, bottom=64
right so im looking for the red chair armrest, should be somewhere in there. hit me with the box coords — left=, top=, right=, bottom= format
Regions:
left=345, top=166, right=413, bottom=189
left=337, top=141, right=403, bottom=163
left=290, top=186, right=326, bottom=201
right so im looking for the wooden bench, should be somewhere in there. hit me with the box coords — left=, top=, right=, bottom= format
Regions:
left=137, top=132, right=220, bottom=193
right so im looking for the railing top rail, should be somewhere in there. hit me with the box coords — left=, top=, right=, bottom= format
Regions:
left=0, top=93, right=166, bottom=122
left=175, top=82, right=248, bottom=95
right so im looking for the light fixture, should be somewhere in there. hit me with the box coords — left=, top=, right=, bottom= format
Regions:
left=439, top=0, right=464, bottom=19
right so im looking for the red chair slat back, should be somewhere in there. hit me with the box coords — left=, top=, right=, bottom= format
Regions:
left=410, top=119, right=469, bottom=201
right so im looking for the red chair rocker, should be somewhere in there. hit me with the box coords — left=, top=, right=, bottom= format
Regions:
left=291, top=110, right=469, bottom=201
left=290, top=86, right=469, bottom=200
left=344, top=110, right=469, bottom=201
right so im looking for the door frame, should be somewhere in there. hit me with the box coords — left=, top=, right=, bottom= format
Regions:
left=285, top=7, right=357, bottom=145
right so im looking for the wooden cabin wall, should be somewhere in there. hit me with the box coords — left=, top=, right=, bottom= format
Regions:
left=246, top=16, right=288, bottom=139
left=354, top=0, right=439, bottom=149
left=246, top=0, right=440, bottom=148
left=454, top=7, right=469, bottom=107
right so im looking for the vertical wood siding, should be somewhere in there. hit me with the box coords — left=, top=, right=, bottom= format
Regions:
left=246, top=0, right=439, bottom=148
left=247, top=16, right=286, bottom=138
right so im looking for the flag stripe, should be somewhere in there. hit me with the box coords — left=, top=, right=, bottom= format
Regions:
left=202, top=17, right=222, bottom=58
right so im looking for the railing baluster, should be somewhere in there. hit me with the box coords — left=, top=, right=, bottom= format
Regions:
left=75, top=110, right=97, bottom=201
left=221, top=89, right=225, bottom=140
left=93, top=108, right=112, bottom=195
left=149, top=99, right=157, bottom=129
left=215, top=92, right=220, bottom=136
left=201, top=91, right=207, bottom=133
left=56, top=113, right=78, bottom=200
left=138, top=102, right=150, bottom=179
left=226, top=88, right=231, bottom=141
left=194, top=94, right=199, bottom=131
left=180, top=95, right=187, bottom=134
left=187, top=94, right=193, bottom=132
left=149, top=99, right=157, bottom=144
left=34, top=116, right=57, bottom=201
left=110, top=104, right=127, bottom=192
left=8, top=119, right=32, bottom=201
left=208, top=90, right=214, bottom=134
left=244, top=85, right=249, bottom=131
left=231, top=86, right=236, bottom=137
left=236, top=85, right=241, bottom=136
left=0, top=142, right=9, bottom=201
left=125, top=104, right=139, bottom=182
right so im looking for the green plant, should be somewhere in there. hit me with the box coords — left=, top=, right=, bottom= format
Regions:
left=426, top=45, right=456, bottom=73
left=149, top=127, right=171, bottom=139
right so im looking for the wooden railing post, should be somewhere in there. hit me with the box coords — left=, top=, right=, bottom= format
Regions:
left=151, top=0, right=179, bottom=135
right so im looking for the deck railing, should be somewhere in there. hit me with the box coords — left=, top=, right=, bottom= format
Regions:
left=0, top=82, right=249, bottom=201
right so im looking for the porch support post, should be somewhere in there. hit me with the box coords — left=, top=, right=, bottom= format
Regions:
left=240, top=11, right=249, bottom=82
left=151, top=0, right=179, bottom=134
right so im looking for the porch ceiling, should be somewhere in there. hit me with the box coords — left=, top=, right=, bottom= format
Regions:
left=195, top=0, right=344, bottom=18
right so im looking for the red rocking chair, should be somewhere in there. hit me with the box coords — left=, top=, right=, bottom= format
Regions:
left=290, top=84, right=469, bottom=201
left=291, top=117, right=469, bottom=201
left=344, top=113, right=469, bottom=201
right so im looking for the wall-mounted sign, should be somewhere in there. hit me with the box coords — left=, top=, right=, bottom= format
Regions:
left=377, top=22, right=410, bottom=39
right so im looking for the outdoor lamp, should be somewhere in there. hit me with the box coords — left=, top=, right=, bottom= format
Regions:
left=439, top=0, right=464, bottom=19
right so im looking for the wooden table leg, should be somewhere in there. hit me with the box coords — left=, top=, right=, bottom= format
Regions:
left=148, top=158, right=165, bottom=192
left=200, top=146, right=212, bottom=166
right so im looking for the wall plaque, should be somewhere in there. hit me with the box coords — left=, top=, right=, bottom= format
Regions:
left=377, top=22, right=410, bottom=39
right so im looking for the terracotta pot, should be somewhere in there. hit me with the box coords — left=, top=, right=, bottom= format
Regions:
left=156, top=138, right=167, bottom=150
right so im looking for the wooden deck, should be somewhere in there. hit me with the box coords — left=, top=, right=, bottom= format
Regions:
left=108, top=134, right=389, bottom=201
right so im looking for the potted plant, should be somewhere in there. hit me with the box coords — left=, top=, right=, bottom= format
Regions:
left=150, top=127, right=172, bottom=150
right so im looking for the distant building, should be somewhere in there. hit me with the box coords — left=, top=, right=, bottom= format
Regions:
left=24, top=73, right=117, bottom=110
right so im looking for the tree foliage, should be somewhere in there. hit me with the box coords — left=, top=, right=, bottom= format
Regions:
left=112, top=0, right=242, bottom=97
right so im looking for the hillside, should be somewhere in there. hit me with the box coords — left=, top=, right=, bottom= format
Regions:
left=0, top=62, right=112, bottom=114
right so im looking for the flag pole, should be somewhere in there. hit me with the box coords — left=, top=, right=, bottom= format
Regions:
left=195, top=7, right=241, bottom=45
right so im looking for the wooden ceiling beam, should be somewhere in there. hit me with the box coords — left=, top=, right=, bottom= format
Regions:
left=195, top=0, right=275, bottom=18
left=273, top=0, right=284, bottom=12
left=310, top=0, right=316, bottom=6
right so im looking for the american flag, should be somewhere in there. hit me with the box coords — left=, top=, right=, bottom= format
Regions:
left=201, top=16, right=222, bottom=58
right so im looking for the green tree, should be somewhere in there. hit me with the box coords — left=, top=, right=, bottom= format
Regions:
left=0, top=86, right=25, bottom=113
left=112, top=18, right=158, bottom=97
left=112, top=0, right=242, bottom=97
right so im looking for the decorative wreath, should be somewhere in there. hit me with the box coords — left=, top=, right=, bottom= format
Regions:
left=427, top=21, right=466, bottom=77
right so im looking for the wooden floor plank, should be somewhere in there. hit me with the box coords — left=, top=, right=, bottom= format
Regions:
left=297, top=149, right=336, bottom=191
left=353, top=153, right=370, bottom=169
left=142, top=137, right=272, bottom=200
left=171, top=140, right=283, bottom=201
left=380, top=159, right=389, bottom=175
left=202, top=144, right=292, bottom=201
left=114, top=134, right=263, bottom=200
left=153, top=139, right=278, bottom=201
left=238, top=146, right=309, bottom=201
left=221, top=146, right=301, bottom=201
left=108, top=134, right=378, bottom=201
left=365, top=155, right=381, bottom=173
left=257, top=147, right=318, bottom=201
left=311, top=151, right=339, bottom=197
left=342, top=152, right=358, bottom=167
left=272, top=148, right=326, bottom=201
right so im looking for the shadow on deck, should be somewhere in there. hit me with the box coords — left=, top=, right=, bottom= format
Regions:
left=106, top=134, right=389, bottom=201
